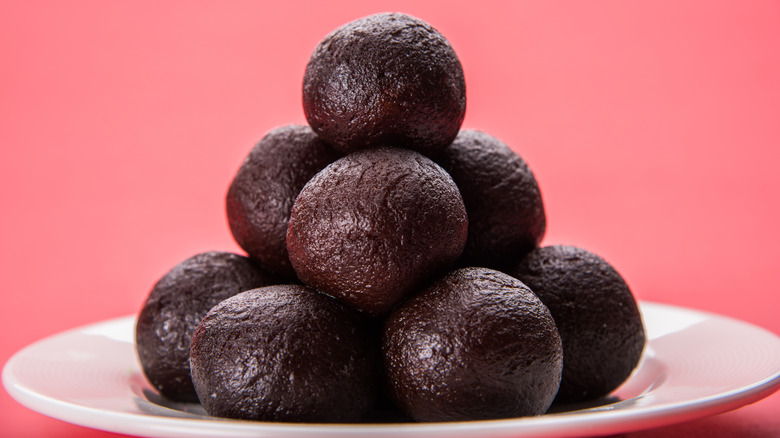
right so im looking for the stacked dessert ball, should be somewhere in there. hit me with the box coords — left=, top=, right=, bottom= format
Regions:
left=136, top=12, right=645, bottom=423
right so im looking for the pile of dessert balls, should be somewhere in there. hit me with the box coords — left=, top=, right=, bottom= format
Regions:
left=136, top=12, right=645, bottom=423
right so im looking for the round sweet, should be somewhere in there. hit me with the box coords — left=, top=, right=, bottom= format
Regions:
left=505, top=245, right=646, bottom=403
left=189, top=284, right=380, bottom=422
left=286, top=147, right=468, bottom=316
left=135, top=251, right=281, bottom=402
left=226, top=125, right=341, bottom=278
left=383, top=267, right=563, bottom=422
left=302, top=12, right=466, bottom=156
left=287, top=148, right=468, bottom=316
left=435, top=130, right=546, bottom=268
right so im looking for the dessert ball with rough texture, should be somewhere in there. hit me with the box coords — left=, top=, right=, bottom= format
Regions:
left=226, top=125, right=341, bottom=278
left=383, top=267, right=563, bottom=422
left=287, top=147, right=467, bottom=316
left=189, top=284, right=380, bottom=422
left=135, top=251, right=281, bottom=402
left=435, top=130, right=546, bottom=268
left=303, top=12, right=466, bottom=156
left=505, top=245, right=645, bottom=403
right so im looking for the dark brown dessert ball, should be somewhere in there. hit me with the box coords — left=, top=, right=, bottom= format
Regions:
left=302, top=12, right=466, bottom=156
left=135, top=251, right=281, bottom=402
left=383, top=267, right=563, bottom=422
left=436, top=130, right=546, bottom=268
left=226, top=125, right=341, bottom=278
left=189, top=284, right=380, bottom=422
left=287, top=147, right=468, bottom=316
left=504, top=245, right=646, bottom=403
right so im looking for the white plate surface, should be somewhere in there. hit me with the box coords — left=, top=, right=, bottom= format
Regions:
left=4, top=302, right=780, bottom=438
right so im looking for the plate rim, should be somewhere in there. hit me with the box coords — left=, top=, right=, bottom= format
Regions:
left=4, top=301, right=780, bottom=437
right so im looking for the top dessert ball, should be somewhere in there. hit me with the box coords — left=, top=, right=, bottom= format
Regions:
left=302, top=13, right=466, bottom=156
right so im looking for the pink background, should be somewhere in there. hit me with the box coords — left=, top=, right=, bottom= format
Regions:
left=2, top=1, right=779, bottom=436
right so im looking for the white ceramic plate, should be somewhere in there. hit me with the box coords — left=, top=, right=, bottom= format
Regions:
left=4, top=302, right=780, bottom=438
